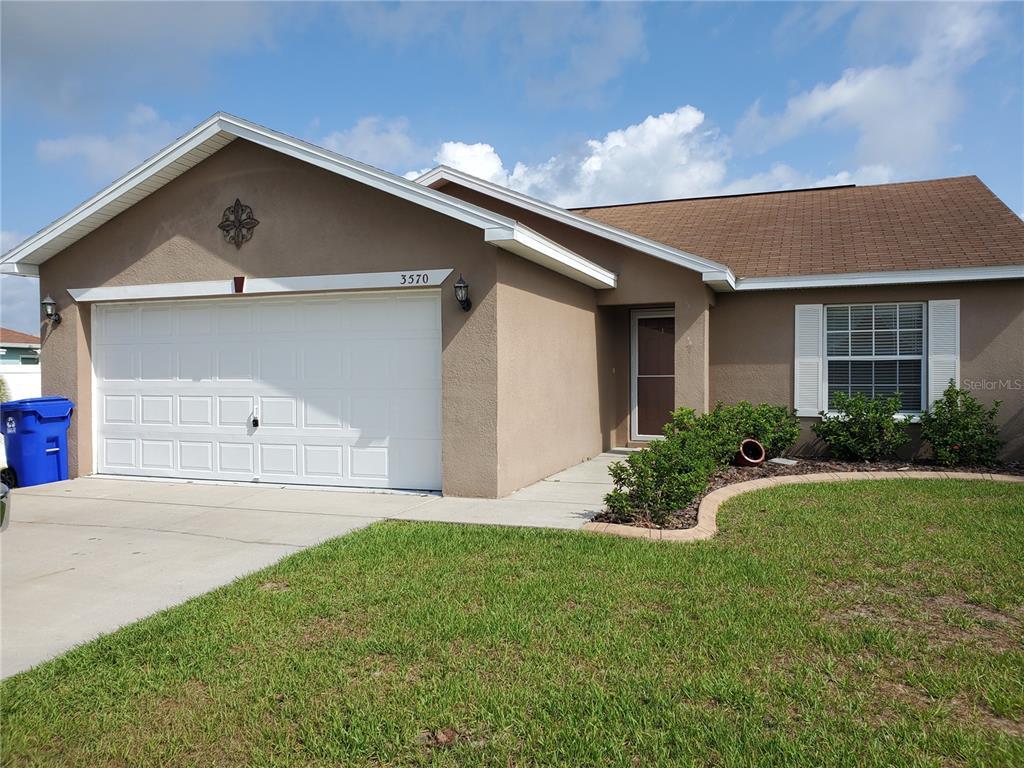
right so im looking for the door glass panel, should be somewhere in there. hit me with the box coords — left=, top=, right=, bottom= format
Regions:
left=636, top=317, right=674, bottom=376
left=634, top=314, right=675, bottom=437
left=637, top=377, right=674, bottom=437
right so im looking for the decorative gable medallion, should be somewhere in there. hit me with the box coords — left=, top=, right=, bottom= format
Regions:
left=218, top=199, right=259, bottom=249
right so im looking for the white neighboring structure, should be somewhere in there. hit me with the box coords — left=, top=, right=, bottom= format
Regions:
left=1, top=327, right=41, bottom=469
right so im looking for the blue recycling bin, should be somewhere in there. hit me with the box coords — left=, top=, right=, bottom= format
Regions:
left=1, top=397, right=74, bottom=487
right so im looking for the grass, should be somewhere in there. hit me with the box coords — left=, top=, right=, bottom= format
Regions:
left=2, top=479, right=1023, bottom=767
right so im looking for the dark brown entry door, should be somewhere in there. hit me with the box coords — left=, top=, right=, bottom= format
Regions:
left=631, top=310, right=675, bottom=439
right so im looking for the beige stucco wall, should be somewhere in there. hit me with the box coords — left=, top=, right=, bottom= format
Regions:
left=435, top=182, right=712, bottom=438
left=710, top=280, right=1024, bottom=459
left=38, top=139, right=504, bottom=496
left=494, top=250, right=603, bottom=495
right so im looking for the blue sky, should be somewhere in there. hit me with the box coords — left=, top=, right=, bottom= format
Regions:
left=2, top=1, right=1022, bottom=333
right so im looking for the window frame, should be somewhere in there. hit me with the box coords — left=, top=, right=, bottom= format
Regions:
left=822, top=301, right=927, bottom=416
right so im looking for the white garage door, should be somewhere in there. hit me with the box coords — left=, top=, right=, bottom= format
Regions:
left=93, top=291, right=441, bottom=490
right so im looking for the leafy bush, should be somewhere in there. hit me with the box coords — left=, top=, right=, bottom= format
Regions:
left=698, top=401, right=800, bottom=460
left=605, top=434, right=717, bottom=527
left=604, top=401, right=801, bottom=526
left=0, top=375, right=8, bottom=403
left=921, top=384, right=1002, bottom=466
left=812, top=392, right=909, bottom=461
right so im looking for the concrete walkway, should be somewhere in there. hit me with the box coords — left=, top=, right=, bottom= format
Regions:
left=1, top=452, right=616, bottom=677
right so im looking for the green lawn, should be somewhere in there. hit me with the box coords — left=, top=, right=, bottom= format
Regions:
left=3, top=480, right=1023, bottom=767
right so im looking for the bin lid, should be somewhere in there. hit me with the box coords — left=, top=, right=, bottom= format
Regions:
left=1, top=396, right=74, bottom=419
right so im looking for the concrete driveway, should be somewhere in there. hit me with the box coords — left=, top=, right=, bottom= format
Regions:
left=1, top=453, right=615, bottom=677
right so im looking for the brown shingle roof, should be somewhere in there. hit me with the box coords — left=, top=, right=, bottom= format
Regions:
left=572, top=176, right=1024, bottom=279
left=0, top=328, right=40, bottom=346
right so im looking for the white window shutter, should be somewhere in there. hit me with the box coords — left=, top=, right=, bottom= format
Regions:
left=794, top=304, right=824, bottom=416
left=927, top=299, right=960, bottom=407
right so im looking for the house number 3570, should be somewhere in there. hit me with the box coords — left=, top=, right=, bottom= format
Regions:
left=400, top=273, right=429, bottom=285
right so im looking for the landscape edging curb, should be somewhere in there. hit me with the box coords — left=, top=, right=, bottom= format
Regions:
left=582, top=471, right=1024, bottom=543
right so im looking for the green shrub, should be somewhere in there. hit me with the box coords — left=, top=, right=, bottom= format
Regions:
left=921, top=384, right=1002, bottom=466
left=698, top=401, right=800, bottom=459
left=0, top=375, right=8, bottom=403
left=605, top=435, right=716, bottom=527
left=812, top=392, right=909, bottom=461
left=604, top=401, right=801, bottom=525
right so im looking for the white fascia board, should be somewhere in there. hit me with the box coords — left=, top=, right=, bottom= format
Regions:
left=0, top=262, right=40, bottom=276
left=0, top=113, right=517, bottom=270
left=416, top=166, right=735, bottom=287
left=734, top=265, right=1024, bottom=291
left=485, top=224, right=617, bottom=289
left=68, top=270, right=456, bottom=303
left=218, top=117, right=515, bottom=232
left=1, top=118, right=227, bottom=267
left=700, top=269, right=736, bottom=291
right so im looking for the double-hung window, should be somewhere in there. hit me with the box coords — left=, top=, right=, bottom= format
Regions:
left=825, top=303, right=924, bottom=413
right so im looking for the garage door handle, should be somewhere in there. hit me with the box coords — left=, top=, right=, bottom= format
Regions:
left=251, top=417, right=259, bottom=428
left=45, top=447, right=60, bottom=454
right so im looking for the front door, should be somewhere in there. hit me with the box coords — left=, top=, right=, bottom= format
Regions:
left=631, top=309, right=675, bottom=440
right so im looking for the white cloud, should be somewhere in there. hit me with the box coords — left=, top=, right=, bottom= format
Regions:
left=0, top=231, right=39, bottom=336
left=321, top=116, right=428, bottom=170
left=737, top=3, right=998, bottom=174
left=36, top=104, right=181, bottom=183
left=405, top=105, right=899, bottom=207
left=408, top=106, right=728, bottom=206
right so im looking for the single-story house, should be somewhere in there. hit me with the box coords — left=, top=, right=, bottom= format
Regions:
left=1, top=113, right=1021, bottom=497
left=0, top=327, right=41, bottom=399
left=0, top=327, right=42, bottom=468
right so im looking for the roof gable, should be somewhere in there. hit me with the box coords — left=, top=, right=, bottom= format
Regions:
left=416, top=166, right=736, bottom=290
left=0, top=114, right=615, bottom=289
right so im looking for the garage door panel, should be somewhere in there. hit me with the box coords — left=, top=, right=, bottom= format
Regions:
left=349, top=341, right=391, bottom=387
left=140, top=396, right=173, bottom=425
left=260, top=443, right=298, bottom=476
left=102, top=348, right=135, bottom=380
left=304, top=445, right=344, bottom=477
left=305, top=396, right=344, bottom=428
left=178, top=306, right=214, bottom=336
left=141, top=440, right=174, bottom=470
left=140, top=346, right=174, bottom=380
left=218, top=304, right=253, bottom=335
left=104, top=395, right=136, bottom=425
left=219, top=442, right=254, bottom=473
left=259, top=343, right=298, bottom=381
left=102, top=306, right=139, bottom=339
left=256, top=301, right=298, bottom=334
left=104, top=438, right=136, bottom=468
left=260, top=397, right=297, bottom=428
left=218, top=396, right=254, bottom=427
left=179, top=396, right=214, bottom=426
left=180, top=441, right=214, bottom=471
left=94, top=291, right=441, bottom=490
left=219, top=347, right=255, bottom=381
left=178, top=348, right=213, bottom=381
left=140, top=306, right=173, bottom=336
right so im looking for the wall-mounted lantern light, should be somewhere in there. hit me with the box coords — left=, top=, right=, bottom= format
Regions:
left=41, top=295, right=61, bottom=325
left=453, top=273, right=472, bottom=312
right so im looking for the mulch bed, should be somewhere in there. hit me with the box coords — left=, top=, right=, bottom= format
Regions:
left=593, top=458, right=1024, bottom=530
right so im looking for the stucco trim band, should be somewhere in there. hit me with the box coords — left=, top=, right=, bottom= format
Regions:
left=68, top=269, right=456, bottom=303
left=583, top=471, right=1024, bottom=542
